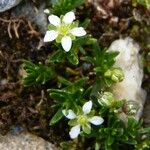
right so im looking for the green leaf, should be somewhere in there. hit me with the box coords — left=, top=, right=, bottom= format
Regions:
left=50, top=108, right=63, bottom=125
left=95, top=142, right=101, bottom=150
left=82, top=56, right=94, bottom=64
left=49, top=50, right=66, bottom=63
left=68, top=119, right=77, bottom=126
left=67, top=51, right=79, bottom=65
left=48, top=89, right=71, bottom=99
left=139, top=127, right=150, bottom=134
left=111, top=100, right=125, bottom=109
left=60, top=141, right=77, bottom=150
left=23, top=61, right=55, bottom=86
left=82, top=86, right=92, bottom=98
left=107, top=136, right=114, bottom=146
left=51, top=0, right=85, bottom=15
left=74, top=77, right=89, bottom=87
left=136, top=0, right=150, bottom=8
left=82, top=124, right=91, bottom=134
left=94, top=67, right=104, bottom=74
left=80, top=19, right=90, bottom=28
left=58, top=76, right=72, bottom=86
left=49, top=92, right=66, bottom=102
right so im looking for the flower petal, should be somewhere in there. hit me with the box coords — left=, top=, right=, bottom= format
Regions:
left=69, top=125, right=80, bottom=139
left=44, top=9, right=50, bottom=14
left=62, top=109, right=76, bottom=120
left=89, top=116, right=104, bottom=125
left=82, top=101, right=92, bottom=114
left=48, top=15, right=60, bottom=26
left=44, top=30, right=58, bottom=42
left=61, top=36, right=72, bottom=52
left=63, top=11, right=75, bottom=24
left=70, top=27, right=86, bottom=37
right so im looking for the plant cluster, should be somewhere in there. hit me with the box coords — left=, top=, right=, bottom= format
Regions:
left=22, top=0, right=150, bottom=149
left=132, top=0, right=150, bottom=9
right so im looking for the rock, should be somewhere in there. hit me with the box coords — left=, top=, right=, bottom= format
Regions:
left=0, top=0, right=22, bottom=12
left=108, top=37, right=146, bottom=120
left=0, top=132, right=57, bottom=150
left=12, top=1, right=48, bottom=34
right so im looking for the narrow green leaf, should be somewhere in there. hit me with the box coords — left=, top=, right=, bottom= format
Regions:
left=49, top=50, right=65, bottom=63
left=58, top=76, right=72, bottom=86
left=51, top=0, right=85, bottom=15
left=49, top=93, right=66, bottom=102
left=74, top=77, right=89, bottom=87
left=67, top=52, right=79, bottom=65
left=50, top=108, right=63, bottom=125
left=107, top=136, right=114, bottom=146
left=23, top=61, right=55, bottom=86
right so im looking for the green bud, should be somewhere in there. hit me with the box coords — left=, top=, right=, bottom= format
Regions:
left=111, top=74, right=120, bottom=82
left=123, top=100, right=140, bottom=116
left=111, top=68, right=124, bottom=82
left=104, top=69, right=112, bottom=77
left=98, top=92, right=114, bottom=106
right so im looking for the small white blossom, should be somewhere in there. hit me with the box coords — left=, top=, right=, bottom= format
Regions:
left=44, top=9, right=50, bottom=14
left=62, top=101, right=104, bottom=139
left=44, top=11, right=86, bottom=52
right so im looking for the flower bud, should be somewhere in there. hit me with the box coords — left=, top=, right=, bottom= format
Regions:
left=104, top=69, right=112, bottom=77
left=111, top=68, right=124, bottom=82
left=98, top=92, right=114, bottom=106
left=123, top=100, right=140, bottom=116
left=104, top=68, right=124, bottom=83
left=44, top=9, right=50, bottom=14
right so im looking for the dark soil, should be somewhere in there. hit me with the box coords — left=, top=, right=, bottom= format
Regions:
left=0, top=0, right=150, bottom=147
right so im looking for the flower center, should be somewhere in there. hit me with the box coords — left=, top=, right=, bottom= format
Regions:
left=77, top=116, right=88, bottom=125
left=58, top=25, right=70, bottom=36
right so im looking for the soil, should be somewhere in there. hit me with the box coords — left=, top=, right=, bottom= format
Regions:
left=0, top=0, right=150, bottom=148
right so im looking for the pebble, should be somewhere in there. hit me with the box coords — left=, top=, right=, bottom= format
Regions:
left=0, top=132, right=57, bottom=150
left=0, top=0, right=22, bottom=12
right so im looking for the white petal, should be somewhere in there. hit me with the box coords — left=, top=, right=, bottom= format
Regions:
left=62, top=109, right=76, bottom=119
left=44, top=9, right=50, bottom=14
left=61, top=36, right=72, bottom=52
left=70, top=27, right=86, bottom=37
left=89, top=116, right=104, bottom=125
left=63, top=11, right=75, bottom=24
left=69, top=125, right=80, bottom=139
left=82, top=101, right=92, bottom=114
left=44, top=30, right=58, bottom=42
left=48, top=15, right=60, bottom=26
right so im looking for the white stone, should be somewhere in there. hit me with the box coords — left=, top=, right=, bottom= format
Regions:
left=108, top=37, right=146, bottom=120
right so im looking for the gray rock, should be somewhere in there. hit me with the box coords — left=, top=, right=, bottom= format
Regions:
left=0, top=132, right=57, bottom=150
left=0, top=0, right=22, bottom=12
left=12, top=1, right=48, bottom=34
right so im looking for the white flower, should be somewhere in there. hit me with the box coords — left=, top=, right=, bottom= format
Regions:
left=62, top=101, right=104, bottom=139
left=44, top=11, right=86, bottom=52
left=44, top=9, right=50, bottom=14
